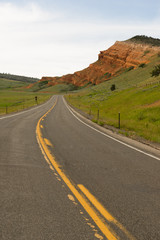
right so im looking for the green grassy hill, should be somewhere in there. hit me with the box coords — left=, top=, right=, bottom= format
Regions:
left=66, top=55, right=160, bottom=144
left=127, top=35, right=160, bottom=47
left=0, top=77, right=52, bottom=115
left=0, top=73, right=39, bottom=83
left=27, top=80, right=84, bottom=93
left=0, top=78, right=28, bottom=90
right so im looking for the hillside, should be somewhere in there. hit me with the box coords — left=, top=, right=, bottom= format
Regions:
left=0, top=76, right=52, bottom=115
left=65, top=53, right=160, bottom=144
left=126, top=35, right=160, bottom=46
left=0, top=78, right=28, bottom=90
left=40, top=35, right=160, bottom=88
left=0, top=73, right=39, bottom=83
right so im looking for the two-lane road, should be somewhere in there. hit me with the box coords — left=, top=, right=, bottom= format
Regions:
left=1, top=95, right=160, bottom=239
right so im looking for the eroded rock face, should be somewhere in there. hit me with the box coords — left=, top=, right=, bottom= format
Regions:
left=41, top=41, right=159, bottom=87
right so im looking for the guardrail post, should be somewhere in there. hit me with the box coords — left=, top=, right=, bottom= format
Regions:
left=35, top=96, right=38, bottom=105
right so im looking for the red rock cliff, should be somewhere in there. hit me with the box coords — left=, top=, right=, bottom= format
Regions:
left=41, top=40, right=159, bottom=86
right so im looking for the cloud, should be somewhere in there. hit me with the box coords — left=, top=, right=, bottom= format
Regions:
left=0, top=2, right=160, bottom=78
left=0, top=2, right=54, bottom=23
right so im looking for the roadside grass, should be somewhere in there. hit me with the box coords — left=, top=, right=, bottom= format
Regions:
left=66, top=55, right=160, bottom=143
left=0, top=90, right=52, bottom=115
left=66, top=85, right=160, bottom=143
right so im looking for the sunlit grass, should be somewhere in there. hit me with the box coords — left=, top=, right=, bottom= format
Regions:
left=0, top=90, right=52, bottom=115
left=66, top=56, right=160, bottom=143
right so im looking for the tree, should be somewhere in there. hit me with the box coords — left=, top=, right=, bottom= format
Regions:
left=111, top=84, right=116, bottom=91
left=139, top=63, right=146, bottom=68
left=151, top=65, right=160, bottom=77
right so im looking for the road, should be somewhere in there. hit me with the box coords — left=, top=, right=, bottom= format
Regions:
left=0, top=95, right=160, bottom=240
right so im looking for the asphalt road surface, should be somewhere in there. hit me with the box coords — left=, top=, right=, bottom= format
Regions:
left=0, top=95, right=160, bottom=240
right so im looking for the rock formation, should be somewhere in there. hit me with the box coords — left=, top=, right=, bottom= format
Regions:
left=41, top=37, right=160, bottom=87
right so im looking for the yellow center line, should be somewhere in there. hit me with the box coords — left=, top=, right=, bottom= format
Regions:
left=36, top=96, right=135, bottom=240
left=44, top=138, right=53, bottom=147
left=78, top=184, right=136, bottom=240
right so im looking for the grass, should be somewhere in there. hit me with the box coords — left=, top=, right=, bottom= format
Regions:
left=27, top=82, right=81, bottom=93
left=38, top=84, right=76, bottom=93
left=0, top=78, right=28, bottom=90
left=0, top=90, right=52, bottom=115
left=66, top=55, right=160, bottom=143
left=0, top=78, right=80, bottom=115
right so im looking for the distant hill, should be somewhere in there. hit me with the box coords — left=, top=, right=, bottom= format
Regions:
left=127, top=35, right=160, bottom=47
left=0, top=73, right=39, bottom=83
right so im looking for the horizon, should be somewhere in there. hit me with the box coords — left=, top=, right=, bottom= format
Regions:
left=0, top=0, right=160, bottom=78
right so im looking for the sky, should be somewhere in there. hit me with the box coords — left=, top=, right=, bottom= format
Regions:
left=0, top=0, right=160, bottom=78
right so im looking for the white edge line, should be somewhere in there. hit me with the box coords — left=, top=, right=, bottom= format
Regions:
left=0, top=96, right=55, bottom=120
left=63, top=97, right=160, bottom=162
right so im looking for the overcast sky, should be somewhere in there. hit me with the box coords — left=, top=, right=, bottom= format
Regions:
left=0, top=0, right=160, bottom=78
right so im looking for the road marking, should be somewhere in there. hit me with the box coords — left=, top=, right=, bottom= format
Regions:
left=68, top=194, right=76, bottom=202
left=36, top=97, right=119, bottom=240
left=0, top=96, right=54, bottom=120
left=63, top=97, right=160, bottom=162
left=50, top=165, right=54, bottom=171
left=44, top=138, right=53, bottom=147
left=95, top=233, right=104, bottom=240
left=36, top=131, right=51, bottom=166
left=78, top=184, right=135, bottom=240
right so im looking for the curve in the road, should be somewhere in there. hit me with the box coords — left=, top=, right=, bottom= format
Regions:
left=36, top=96, right=136, bottom=240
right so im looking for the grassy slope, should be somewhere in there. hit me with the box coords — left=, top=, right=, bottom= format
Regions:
left=27, top=81, right=83, bottom=93
left=0, top=78, right=52, bottom=115
left=66, top=55, right=160, bottom=143
left=0, top=78, right=28, bottom=89
left=37, top=84, right=74, bottom=93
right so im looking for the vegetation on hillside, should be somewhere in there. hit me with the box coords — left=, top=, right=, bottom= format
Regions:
left=127, top=35, right=160, bottom=47
left=0, top=77, right=52, bottom=115
left=0, top=73, right=39, bottom=83
left=0, top=90, right=52, bottom=115
left=0, top=78, right=27, bottom=90
left=151, top=64, right=160, bottom=77
left=66, top=55, right=160, bottom=144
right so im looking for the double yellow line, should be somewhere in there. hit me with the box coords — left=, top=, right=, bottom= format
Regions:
left=36, top=97, right=135, bottom=240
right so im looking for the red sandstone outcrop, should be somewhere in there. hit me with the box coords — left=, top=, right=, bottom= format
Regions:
left=41, top=40, right=160, bottom=87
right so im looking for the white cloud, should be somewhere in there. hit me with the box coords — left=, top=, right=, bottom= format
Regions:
left=0, top=2, right=160, bottom=78
left=0, top=2, right=54, bottom=23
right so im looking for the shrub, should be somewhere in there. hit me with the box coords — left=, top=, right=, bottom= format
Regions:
left=143, top=50, right=150, bottom=56
left=139, top=63, right=146, bottom=68
left=125, top=66, right=134, bottom=72
left=110, top=84, right=116, bottom=91
left=151, top=64, right=160, bottom=77
left=99, top=121, right=105, bottom=126
left=92, top=119, right=98, bottom=123
left=104, top=72, right=112, bottom=78
left=38, top=80, right=48, bottom=89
